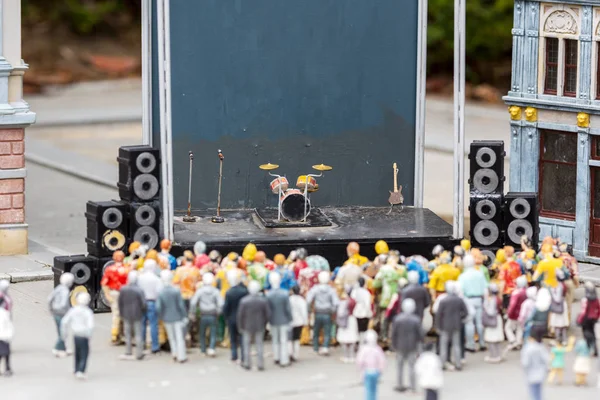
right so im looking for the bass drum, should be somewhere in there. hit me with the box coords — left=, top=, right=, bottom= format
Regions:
left=281, top=189, right=310, bottom=221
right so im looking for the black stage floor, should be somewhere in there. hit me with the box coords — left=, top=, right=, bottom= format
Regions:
left=172, top=207, right=456, bottom=266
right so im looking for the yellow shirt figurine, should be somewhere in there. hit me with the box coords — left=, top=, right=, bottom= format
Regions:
left=533, top=245, right=561, bottom=288
left=344, top=242, right=369, bottom=267
left=428, top=251, right=460, bottom=293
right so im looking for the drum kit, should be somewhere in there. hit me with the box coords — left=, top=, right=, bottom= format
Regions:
left=259, top=162, right=332, bottom=222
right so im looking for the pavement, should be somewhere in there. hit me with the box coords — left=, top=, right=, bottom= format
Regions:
left=2, top=279, right=598, bottom=400
left=1, top=78, right=598, bottom=284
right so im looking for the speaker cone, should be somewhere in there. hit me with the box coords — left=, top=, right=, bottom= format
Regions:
left=71, top=262, right=92, bottom=285
left=509, top=198, right=531, bottom=219
left=102, top=230, right=126, bottom=252
left=136, top=152, right=157, bottom=174
left=135, top=204, right=157, bottom=226
left=507, top=219, right=533, bottom=245
left=133, top=174, right=159, bottom=200
left=475, top=199, right=497, bottom=220
left=134, top=226, right=159, bottom=249
left=473, top=220, right=500, bottom=246
left=102, top=207, right=124, bottom=229
left=473, top=169, right=499, bottom=194
left=475, top=147, right=497, bottom=168
left=70, top=285, right=89, bottom=306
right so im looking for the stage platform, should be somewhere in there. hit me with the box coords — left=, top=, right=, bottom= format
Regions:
left=172, top=207, right=456, bottom=266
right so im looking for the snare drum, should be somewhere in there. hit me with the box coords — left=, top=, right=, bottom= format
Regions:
left=296, top=175, right=317, bottom=191
left=280, top=189, right=311, bottom=221
left=270, top=177, right=289, bottom=194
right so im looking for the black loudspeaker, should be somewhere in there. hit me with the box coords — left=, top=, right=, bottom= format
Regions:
left=503, top=192, right=539, bottom=249
left=94, top=257, right=114, bottom=313
left=85, top=200, right=129, bottom=257
left=117, top=145, right=160, bottom=202
left=129, top=201, right=161, bottom=250
left=479, top=248, right=499, bottom=269
left=468, top=140, right=505, bottom=195
left=52, top=255, right=101, bottom=311
left=469, top=193, right=503, bottom=248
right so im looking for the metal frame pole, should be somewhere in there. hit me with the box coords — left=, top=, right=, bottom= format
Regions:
left=453, top=0, right=466, bottom=239
left=413, top=0, right=428, bottom=208
left=157, top=0, right=174, bottom=241
left=141, top=0, right=152, bottom=146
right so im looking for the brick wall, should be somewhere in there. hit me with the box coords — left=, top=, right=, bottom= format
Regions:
left=0, top=128, right=25, bottom=224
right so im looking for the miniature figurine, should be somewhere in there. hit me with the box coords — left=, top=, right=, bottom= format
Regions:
left=125, top=242, right=144, bottom=270
left=549, top=269, right=569, bottom=345
left=533, top=242, right=562, bottom=288
left=576, top=281, right=599, bottom=357
left=356, top=329, right=386, bottom=400
left=158, top=239, right=177, bottom=270
left=223, top=269, right=249, bottom=364
left=0, top=280, right=10, bottom=313
left=391, top=298, right=423, bottom=393
left=61, top=292, right=94, bottom=380
left=505, top=275, right=528, bottom=350
left=248, top=252, right=269, bottom=289
left=428, top=251, right=460, bottom=300
left=345, top=242, right=369, bottom=267
left=385, top=278, right=408, bottom=328
left=558, top=241, right=578, bottom=322
left=482, top=284, right=503, bottom=363
left=48, top=272, right=74, bottom=358
left=266, top=273, right=292, bottom=367
left=190, top=272, right=223, bottom=357
left=452, top=245, right=465, bottom=270
left=237, top=280, right=271, bottom=370
left=203, top=249, right=222, bottom=274
left=335, top=261, right=362, bottom=295
left=405, top=257, right=430, bottom=285
left=428, top=244, right=444, bottom=271
left=415, top=342, right=443, bottom=400
left=351, top=277, right=374, bottom=345
left=469, top=248, right=491, bottom=282
left=0, top=296, right=13, bottom=377
left=547, top=336, right=576, bottom=385
left=242, top=243, right=257, bottom=263
left=289, top=285, right=308, bottom=361
left=291, top=248, right=309, bottom=279
left=519, top=286, right=538, bottom=341
left=306, top=271, right=339, bottom=355
left=156, top=269, right=188, bottom=363
left=528, top=287, right=552, bottom=340
left=117, top=271, right=146, bottom=361
left=402, top=270, right=431, bottom=323
left=498, top=246, right=523, bottom=310
left=435, top=281, right=468, bottom=371
left=457, top=254, right=487, bottom=352
left=138, top=259, right=163, bottom=354
left=336, top=288, right=359, bottom=363
left=265, top=254, right=296, bottom=291
left=460, top=239, right=471, bottom=253
left=100, top=250, right=129, bottom=343
left=521, top=328, right=549, bottom=400
left=573, top=338, right=591, bottom=386
left=173, top=250, right=201, bottom=311
left=216, top=258, right=242, bottom=346
left=373, top=254, right=404, bottom=341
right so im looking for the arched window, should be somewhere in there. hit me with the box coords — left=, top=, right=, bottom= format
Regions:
left=539, top=6, right=580, bottom=97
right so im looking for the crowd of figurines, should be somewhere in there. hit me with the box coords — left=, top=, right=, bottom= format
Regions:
left=0, top=237, right=599, bottom=399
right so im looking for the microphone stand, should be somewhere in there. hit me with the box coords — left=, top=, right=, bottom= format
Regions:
left=211, top=150, right=225, bottom=223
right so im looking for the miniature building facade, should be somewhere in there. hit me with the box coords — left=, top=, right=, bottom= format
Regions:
left=505, top=0, right=600, bottom=261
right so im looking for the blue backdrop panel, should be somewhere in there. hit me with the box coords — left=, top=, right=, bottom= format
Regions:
left=154, top=0, right=418, bottom=211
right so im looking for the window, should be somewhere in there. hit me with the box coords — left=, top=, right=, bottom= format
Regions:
left=539, top=130, right=577, bottom=219
left=597, top=42, right=600, bottom=100
left=564, top=39, right=578, bottom=97
left=544, top=38, right=559, bottom=94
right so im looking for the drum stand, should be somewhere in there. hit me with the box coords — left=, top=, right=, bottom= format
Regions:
left=301, top=172, right=322, bottom=223
left=269, top=172, right=285, bottom=221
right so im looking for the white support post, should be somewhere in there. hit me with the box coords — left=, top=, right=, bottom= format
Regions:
left=453, top=0, right=466, bottom=239
left=157, top=0, right=174, bottom=241
left=413, top=0, right=428, bottom=208
left=142, top=0, right=152, bottom=146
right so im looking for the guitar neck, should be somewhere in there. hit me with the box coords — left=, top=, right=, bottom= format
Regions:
left=393, top=168, right=398, bottom=192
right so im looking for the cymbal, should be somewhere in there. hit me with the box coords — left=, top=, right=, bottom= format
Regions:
left=259, top=163, right=279, bottom=170
left=312, top=164, right=332, bottom=171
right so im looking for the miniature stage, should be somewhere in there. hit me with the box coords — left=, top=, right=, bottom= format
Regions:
left=172, top=207, right=456, bottom=266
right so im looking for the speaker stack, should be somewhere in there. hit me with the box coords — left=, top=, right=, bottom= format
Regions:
left=85, top=201, right=129, bottom=257
left=468, top=140, right=505, bottom=263
left=52, top=255, right=109, bottom=312
left=468, top=140, right=540, bottom=262
left=503, top=192, right=539, bottom=249
left=118, top=145, right=161, bottom=251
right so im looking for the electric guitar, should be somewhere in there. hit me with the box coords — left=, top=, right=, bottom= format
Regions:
left=388, top=163, right=403, bottom=212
